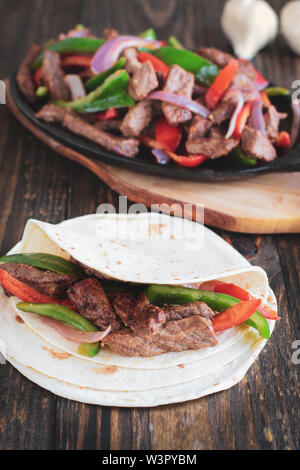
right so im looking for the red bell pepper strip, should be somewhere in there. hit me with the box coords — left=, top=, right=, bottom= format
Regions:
left=275, top=131, right=291, bottom=148
left=61, top=54, right=92, bottom=68
left=33, top=67, right=43, bottom=87
left=155, top=117, right=182, bottom=152
left=233, top=102, right=252, bottom=139
left=0, top=269, right=71, bottom=308
left=261, top=91, right=271, bottom=107
left=94, top=108, right=118, bottom=121
left=137, top=51, right=170, bottom=79
left=214, top=282, right=279, bottom=320
left=205, top=58, right=239, bottom=109
left=212, top=298, right=261, bottom=333
left=167, top=152, right=208, bottom=167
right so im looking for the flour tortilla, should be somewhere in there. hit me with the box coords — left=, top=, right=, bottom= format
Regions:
left=0, top=213, right=276, bottom=406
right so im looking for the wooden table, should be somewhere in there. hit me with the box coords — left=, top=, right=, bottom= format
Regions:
left=0, top=0, right=299, bottom=450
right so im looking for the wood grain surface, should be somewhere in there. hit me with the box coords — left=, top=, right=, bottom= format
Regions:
left=0, top=0, right=299, bottom=450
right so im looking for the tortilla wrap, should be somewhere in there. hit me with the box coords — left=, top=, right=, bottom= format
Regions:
left=0, top=213, right=276, bottom=406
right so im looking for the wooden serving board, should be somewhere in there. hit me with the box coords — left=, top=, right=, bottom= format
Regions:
left=6, top=80, right=300, bottom=234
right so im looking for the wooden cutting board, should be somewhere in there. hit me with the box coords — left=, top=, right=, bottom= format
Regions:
left=6, top=80, right=300, bottom=234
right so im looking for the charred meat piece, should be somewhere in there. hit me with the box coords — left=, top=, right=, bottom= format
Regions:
left=241, top=125, right=276, bottom=161
left=103, top=28, right=119, bottom=40
left=123, top=48, right=142, bottom=74
left=264, top=105, right=287, bottom=143
left=17, top=44, right=42, bottom=103
left=62, top=112, right=139, bottom=157
left=102, top=329, right=165, bottom=356
left=210, top=99, right=236, bottom=125
left=121, top=100, right=159, bottom=137
left=114, top=293, right=166, bottom=334
left=162, top=65, right=194, bottom=126
left=95, top=119, right=123, bottom=132
left=0, top=263, right=77, bottom=298
left=186, top=135, right=238, bottom=158
left=42, top=50, right=70, bottom=101
left=35, top=104, right=68, bottom=123
left=188, top=115, right=212, bottom=141
left=164, top=302, right=216, bottom=321
left=67, top=278, right=122, bottom=331
left=128, top=61, right=158, bottom=101
left=197, top=47, right=256, bottom=81
left=230, top=73, right=259, bottom=102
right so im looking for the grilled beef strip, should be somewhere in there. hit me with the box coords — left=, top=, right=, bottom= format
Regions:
left=17, top=44, right=42, bottom=103
left=0, top=263, right=77, bottom=298
left=241, top=125, right=277, bottom=161
left=128, top=61, right=159, bottom=101
left=210, top=98, right=236, bottom=125
left=197, top=47, right=256, bottom=81
left=62, top=111, right=140, bottom=158
left=264, top=105, right=287, bottom=143
left=67, top=278, right=122, bottom=331
left=123, top=48, right=142, bottom=74
left=188, top=115, right=212, bottom=140
left=102, top=329, right=165, bottom=356
left=111, top=293, right=217, bottom=355
left=121, top=100, right=160, bottom=137
left=42, top=50, right=70, bottom=101
left=164, top=302, right=216, bottom=321
left=35, top=104, right=68, bottom=123
left=162, top=65, right=195, bottom=126
left=95, top=119, right=123, bottom=132
left=186, top=134, right=238, bottom=158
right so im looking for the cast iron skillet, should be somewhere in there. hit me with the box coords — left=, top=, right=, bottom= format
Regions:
left=10, top=68, right=300, bottom=182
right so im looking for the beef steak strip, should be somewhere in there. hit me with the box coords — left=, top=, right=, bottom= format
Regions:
left=42, top=50, right=70, bottom=101
left=210, top=99, right=236, bottom=125
left=162, top=65, right=195, bottom=126
left=103, top=28, right=119, bottom=40
left=102, top=329, right=165, bottom=357
left=17, top=44, right=42, bottom=103
left=0, top=263, right=77, bottom=298
left=164, top=302, right=216, bottom=321
left=241, top=125, right=277, bottom=161
left=62, top=111, right=139, bottom=158
left=123, top=48, right=142, bottom=75
left=95, top=119, right=123, bottom=132
left=264, top=105, right=287, bottom=143
left=35, top=104, right=68, bottom=123
left=188, top=115, right=212, bottom=141
left=186, top=134, right=238, bottom=158
left=121, top=100, right=159, bottom=137
left=67, top=278, right=122, bottom=331
left=112, top=293, right=217, bottom=355
left=197, top=47, right=256, bottom=81
left=128, top=61, right=158, bottom=101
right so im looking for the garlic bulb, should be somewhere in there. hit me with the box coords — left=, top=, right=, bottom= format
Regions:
left=221, top=0, right=279, bottom=60
left=281, top=1, right=300, bottom=55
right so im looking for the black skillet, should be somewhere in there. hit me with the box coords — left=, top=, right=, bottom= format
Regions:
left=10, top=68, right=300, bottom=182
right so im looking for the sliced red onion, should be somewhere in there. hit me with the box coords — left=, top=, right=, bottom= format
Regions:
left=251, top=99, right=266, bottom=135
left=290, top=101, right=300, bottom=147
left=91, top=36, right=161, bottom=74
left=225, top=90, right=244, bottom=139
left=147, top=91, right=210, bottom=118
left=42, top=317, right=111, bottom=344
left=152, top=148, right=170, bottom=165
left=64, top=75, right=86, bottom=101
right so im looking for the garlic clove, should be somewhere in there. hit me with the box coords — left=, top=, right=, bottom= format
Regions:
left=280, top=1, right=300, bottom=55
left=221, top=0, right=278, bottom=60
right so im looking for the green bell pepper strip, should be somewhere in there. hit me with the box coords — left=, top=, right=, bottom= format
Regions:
left=36, top=86, right=48, bottom=98
left=144, top=284, right=270, bottom=339
left=0, top=253, right=86, bottom=278
left=228, top=147, right=257, bottom=168
left=17, top=302, right=100, bottom=357
left=168, top=36, right=184, bottom=49
left=80, top=93, right=134, bottom=113
left=151, top=47, right=220, bottom=86
left=55, top=70, right=131, bottom=112
left=139, top=28, right=157, bottom=40
left=85, top=57, right=126, bottom=92
left=265, top=86, right=290, bottom=97
left=31, top=37, right=104, bottom=71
